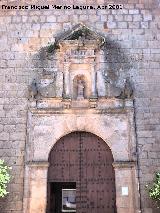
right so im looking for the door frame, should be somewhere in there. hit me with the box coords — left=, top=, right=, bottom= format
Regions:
left=23, top=107, right=141, bottom=213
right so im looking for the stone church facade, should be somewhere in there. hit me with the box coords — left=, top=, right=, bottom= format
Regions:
left=0, top=1, right=160, bottom=213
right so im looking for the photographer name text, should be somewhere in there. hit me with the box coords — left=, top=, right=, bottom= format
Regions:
left=1, top=4, right=123, bottom=10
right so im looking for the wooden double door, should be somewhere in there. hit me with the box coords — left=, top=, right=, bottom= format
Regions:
left=47, top=132, right=116, bottom=213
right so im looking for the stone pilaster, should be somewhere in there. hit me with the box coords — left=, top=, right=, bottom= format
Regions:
left=23, top=161, right=49, bottom=213
left=97, top=70, right=106, bottom=97
left=90, top=62, right=97, bottom=98
left=63, top=63, right=71, bottom=98
left=113, top=161, right=140, bottom=213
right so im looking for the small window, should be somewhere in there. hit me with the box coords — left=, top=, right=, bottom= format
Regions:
left=62, top=189, right=76, bottom=212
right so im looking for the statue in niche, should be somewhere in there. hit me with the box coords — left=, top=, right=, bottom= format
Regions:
left=77, top=79, right=85, bottom=100
left=103, top=72, right=122, bottom=98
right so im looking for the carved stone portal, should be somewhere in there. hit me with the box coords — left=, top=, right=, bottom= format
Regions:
left=29, top=24, right=133, bottom=104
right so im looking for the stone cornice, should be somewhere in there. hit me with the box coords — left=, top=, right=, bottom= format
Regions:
left=29, top=98, right=133, bottom=110
left=112, top=161, right=136, bottom=169
left=26, top=161, right=49, bottom=167
left=29, top=108, right=133, bottom=116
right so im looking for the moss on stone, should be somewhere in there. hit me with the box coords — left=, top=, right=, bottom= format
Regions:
left=47, top=42, right=60, bottom=54
left=67, top=27, right=91, bottom=40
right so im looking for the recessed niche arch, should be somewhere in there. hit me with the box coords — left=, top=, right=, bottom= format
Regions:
left=73, top=74, right=87, bottom=99
left=69, top=63, right=92, bottom=99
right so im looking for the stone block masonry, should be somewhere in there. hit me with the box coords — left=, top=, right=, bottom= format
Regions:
left=0, top=0, right=160, bottom=213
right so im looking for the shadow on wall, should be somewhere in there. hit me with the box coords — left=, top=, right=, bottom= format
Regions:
left=31, top=30, right=136, bottom=91
left=102, top=38, right=134, bottom=87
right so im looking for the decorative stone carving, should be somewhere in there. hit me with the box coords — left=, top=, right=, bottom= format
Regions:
left=102, top=72, right=133, bottom=99
left=38, top=80, right=56, bottom=98
left=121, top=78, right=133, bottom=99
left=55, top=24, right=106, bottom=100
left=57, top=23, right=105, bottom=46
left=29, top=71, right=57, bottom=100
left=32, top=24, right=134, bottom=103
left=28, top=79, right=38, bottom=100
left=103, top=73, right=122, bottom=98
left=68, top=49, right=95, bottom=58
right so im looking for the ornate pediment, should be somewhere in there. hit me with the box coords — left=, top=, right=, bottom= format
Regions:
left=55, top=23, right=105, bottom=47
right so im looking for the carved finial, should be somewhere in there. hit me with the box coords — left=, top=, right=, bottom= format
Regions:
left=122, top=78, right=133, bottom=99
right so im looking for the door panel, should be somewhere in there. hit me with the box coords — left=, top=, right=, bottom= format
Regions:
left=47, top=132, right=116, bottom=213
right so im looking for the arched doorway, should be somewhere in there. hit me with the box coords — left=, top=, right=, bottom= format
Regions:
left=47, top=132, right=117, bottom=213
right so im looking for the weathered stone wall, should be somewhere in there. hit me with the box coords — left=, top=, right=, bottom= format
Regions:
left=0, top=0, right=160, bottom=212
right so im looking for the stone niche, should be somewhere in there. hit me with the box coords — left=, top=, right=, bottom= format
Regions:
left=58, top=39, right=103, bottom=100
left=24, top=24, right=140, bottom=213
left=56, top=23, right=105, bottom=99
